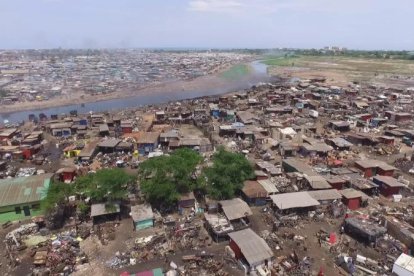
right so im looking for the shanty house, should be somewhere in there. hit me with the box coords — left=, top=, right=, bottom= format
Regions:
left=99, top=124, right=110, bottom=137
left=241, top=180, right=268, bottom=206
left=308, top=189, right=342, bottom=204
left=120, top=120, right=133, bottom=134
left=178, top=192, right=196, bottom=209
left=340, top=188, right=364, bottom=210
left=354, top=159, right=396, bottom=177
left=49, top=123, right=72, bottom=137
left=0, top=128, right=18, bottom=141
left=91, top=202, right=121, bottom=224
left=134, top=132, right=160, bottom=155
left=130, top=204, right=154, bottom=231
left=219, top=198, right=253, bottom=229
left=328, top=121, right=350, bottom=132
left=304, top=175, right=332, bottom=190
left=0, top=173, right=52, bottom=220
left=56, top=167, right=77, bottom=183
left=282, top=158, right=314, bottom=175
left=326, top=137, right=353, bottom=151
left=77, top=141, right=98, bottom=163
left=324, top=175, right=347, bottom=190
left=98, top=138, right=122, bottom=154
left=228, top=228, right=273, bottom=274
left=373, top=176, right=405, bottom=197
left=270, top=192, right=320, bottom=213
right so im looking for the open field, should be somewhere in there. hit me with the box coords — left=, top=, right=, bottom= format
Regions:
left=264, top=55, right=414, bottom=87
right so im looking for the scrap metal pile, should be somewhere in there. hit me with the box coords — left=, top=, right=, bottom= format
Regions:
left=394, top=158, right=414, bottom=173
left=179, top=254, right=231, bottom=276
left=106, top=223, right=210, bottom=269
left=31, top=233, right=88, bottom=275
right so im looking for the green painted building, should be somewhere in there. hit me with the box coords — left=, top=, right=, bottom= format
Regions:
left=130, top=204, right=154, bottom=231
left=0, top=173, right=52, bottom=221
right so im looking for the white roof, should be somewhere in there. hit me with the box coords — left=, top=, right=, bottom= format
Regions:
left=393, top=253, right=414, bottom=274
left=280, top=127, right=297, bottom=135
left=228, top=228, right=273, bottom=266
left=270, top=192, right=320, bottom=210
left=257, top=179, right=279, bottom=194
left=219, top=198, right=253, bottom=220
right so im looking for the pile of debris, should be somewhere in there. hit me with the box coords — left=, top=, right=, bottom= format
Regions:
left=394, top=158, right=414, bottom=173
left=106, top=223, right=211, bottom=269
left=32, top=232, right=88, bottom=274
left=16, top=167, right=37, bottom=177
left=337, top=253, right=393, bottom=275
left=272, top=251, right=314, bottom=275
left=180, top=254, right=230, bottom=276
left=5, top=223, right=39, bottom=246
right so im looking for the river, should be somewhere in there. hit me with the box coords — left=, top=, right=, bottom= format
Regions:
left=0, top=61, right=271, bottom=123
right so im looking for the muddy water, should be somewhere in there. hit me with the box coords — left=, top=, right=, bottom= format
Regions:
left=0, top=61, right=271, bottom=123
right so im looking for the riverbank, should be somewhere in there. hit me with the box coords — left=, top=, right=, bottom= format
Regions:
left=0, top=61, right=272, bottom=122
left=1, top=61, right=258, bottom=114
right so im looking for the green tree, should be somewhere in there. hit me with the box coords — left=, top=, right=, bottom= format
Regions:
left=73, top=168, right=135, bottom=203
left=139, top=148, right=202, bottom=208
left=41, top=181, right=74, bottom=212
left=202, top=147, right=254, bottom=200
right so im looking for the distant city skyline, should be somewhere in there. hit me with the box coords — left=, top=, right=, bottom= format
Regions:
left=1, top=0, right=413, bottom=50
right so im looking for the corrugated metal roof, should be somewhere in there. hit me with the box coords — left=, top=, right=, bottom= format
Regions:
left=257, top=179, right=279, bottom=194
left=394, top=253, right=414, bottom=274
left=308, top=189, right=342, bottom=201
left=270, top=192, right=320, bottom=210
left=339, top=188, right=364, bottom=199
left=219, top=198, right=252, bottom=220
left=130, top=204, right=154, bottom=222
left=373, top=176, right=404, bottom=188
left=242, top=181, right=267, bottom=198
left=0, top=174, right=52, bottom=208
left=98, top=138, right=121, bottom=148
left=228, top=228, right=273, bottom=266
left=90, top=202, right=120, bottom=217
left=304, top=175, right=332, bottom=190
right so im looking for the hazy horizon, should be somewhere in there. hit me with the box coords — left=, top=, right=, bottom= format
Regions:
left=1, top=0, right=413, bottom=50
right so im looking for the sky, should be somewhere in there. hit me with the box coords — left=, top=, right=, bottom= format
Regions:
left=0, top=0, right=413, bottom=50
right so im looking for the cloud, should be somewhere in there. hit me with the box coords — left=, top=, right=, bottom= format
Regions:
left=188, top=0, right=245, bottom=13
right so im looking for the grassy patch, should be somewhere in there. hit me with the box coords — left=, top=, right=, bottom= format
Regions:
left=261, top=57, right=298, bottom=66
left=265, top=55, right=414, bottom=75
left=221, top=64, right=251, bottom=80
left=0, top=209, right=44, bottom=223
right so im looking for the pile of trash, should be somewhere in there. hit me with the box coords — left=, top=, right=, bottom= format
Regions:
left=5, top=223, right=39, bottom=246
left=337, top=253, right=393, bottom=275
left=32, top=232, right=88, bottom=274
left=179, top=254, right=231, bottom=276
left=16, top=167, right=37, bottom=177
left=394, top=158, right=414, bottom=173
left=273, top=252, right=314, bottom=275
left=106, top=224, right=210, bottom=269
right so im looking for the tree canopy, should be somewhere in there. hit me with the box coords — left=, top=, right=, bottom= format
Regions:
left=42, top=168, right=135, bottom=212
left=73, top=168, right=135, bottom=202
left=139, top=148, right=202, bottom=208
left=41, top=181, right=73, bottom=212
left=202, top=147, right=254, bottom=200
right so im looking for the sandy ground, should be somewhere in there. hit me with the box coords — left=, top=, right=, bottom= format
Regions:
left=268, top=56, right=414, bottom=87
